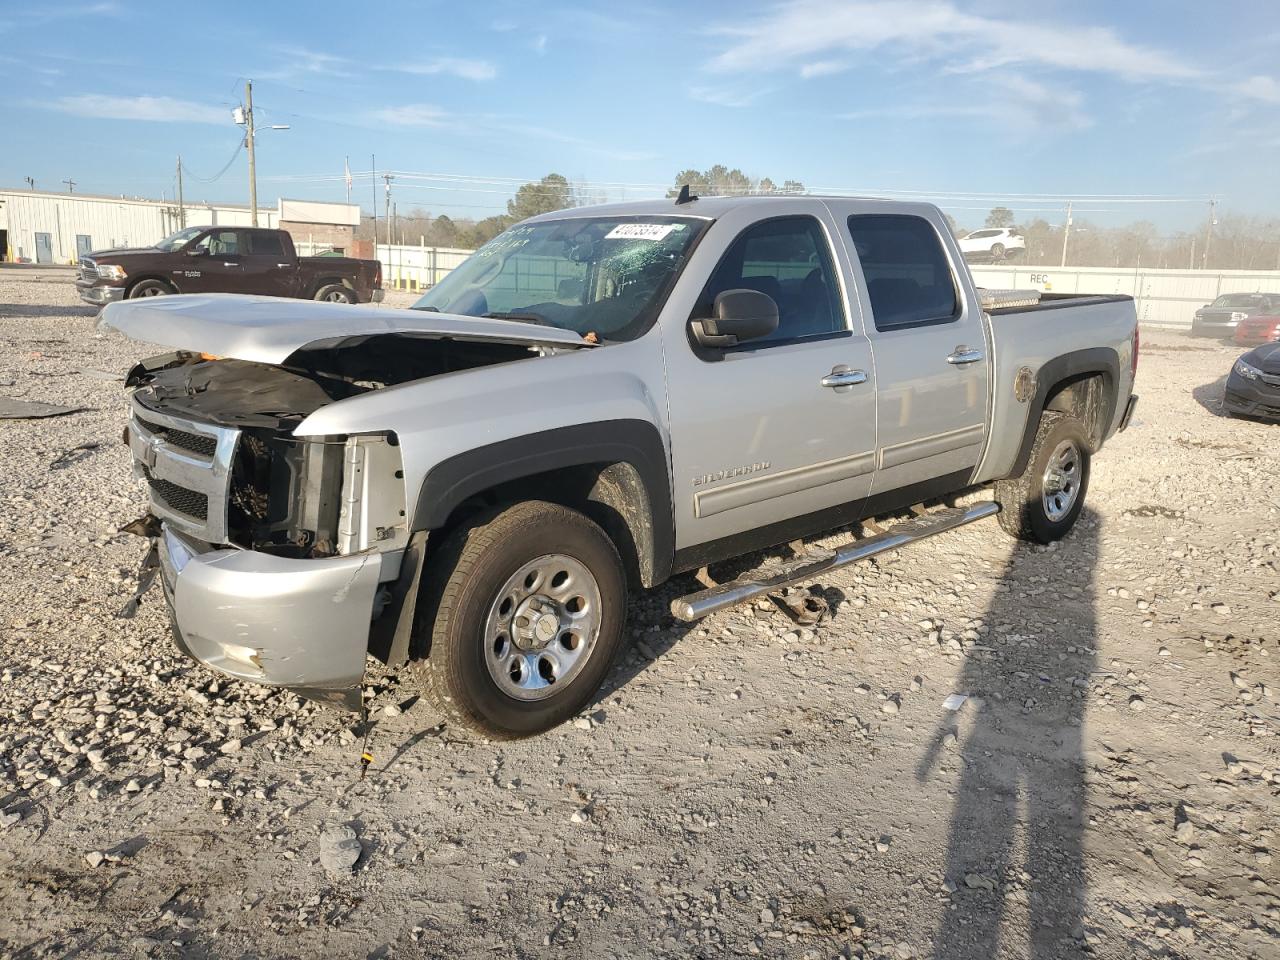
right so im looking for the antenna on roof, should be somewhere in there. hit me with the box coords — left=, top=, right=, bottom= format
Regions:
left=674, top=184, right=697, bottom=205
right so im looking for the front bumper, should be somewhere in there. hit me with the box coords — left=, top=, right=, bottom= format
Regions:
left=158, top=525, right=382, bottom=709
left=76, top=280, right=127, bottom=306
left=1223, top=371, right=1280, bottom=422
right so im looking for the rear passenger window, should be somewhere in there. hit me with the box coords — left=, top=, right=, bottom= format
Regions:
left=249, top=232, right=285, bottom=256
left=695, top=216, right=845, bottom=346
left=846, top=215, right=959, bottom=331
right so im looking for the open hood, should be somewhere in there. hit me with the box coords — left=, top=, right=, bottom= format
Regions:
left=100, top=293, right=594, bottom=365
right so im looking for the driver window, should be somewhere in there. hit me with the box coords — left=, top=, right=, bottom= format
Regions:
left=694, top=216, right=846, bottom=345
left=191, top=230, right=241, bottom=256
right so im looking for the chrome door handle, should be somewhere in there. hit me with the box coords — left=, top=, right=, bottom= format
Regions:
left=821, top=367, right=869, bottom=388
left=946, top=347, right=984, bottom=365
left=223, top=262, right=240, bottom=268
left=276, top=262, right=291, bottom=268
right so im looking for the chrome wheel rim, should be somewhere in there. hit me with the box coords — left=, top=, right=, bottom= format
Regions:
left=140, top=285, right=166, bottom=297
left=1042, top=439, right=1082, bottom=522
left=483, top=554, right=602, bottom=701
left=324, top=290, right=351, bottom=302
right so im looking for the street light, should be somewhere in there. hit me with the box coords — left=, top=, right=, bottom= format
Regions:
left=233, top=80, right=290, bottom=226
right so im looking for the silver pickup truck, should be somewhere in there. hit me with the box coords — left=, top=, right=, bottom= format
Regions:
left=103, top=195, right=1138, bottom=737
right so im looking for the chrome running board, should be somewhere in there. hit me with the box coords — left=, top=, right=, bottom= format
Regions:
left=670, top=501, right=999, bottom=622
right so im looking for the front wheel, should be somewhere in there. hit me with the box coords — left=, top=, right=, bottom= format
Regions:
left=128, top=279, right=171, bottom=298
left=413, top=501, right=628, bottom=738
left=995, top=412, right=1091, bottom=543
left=990, top=242, right=1006, bottom=259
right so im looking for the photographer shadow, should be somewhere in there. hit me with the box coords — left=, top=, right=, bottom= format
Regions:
left=919, top=508, right=1101, bottom=959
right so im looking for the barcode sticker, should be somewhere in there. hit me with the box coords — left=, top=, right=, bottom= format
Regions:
left=606, top=223, right=677, bottom=242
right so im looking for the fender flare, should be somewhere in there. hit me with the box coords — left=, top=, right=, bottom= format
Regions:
left=1007, top=347, right=1120, bottom=478
left=413, top=419, right=674, bottom=585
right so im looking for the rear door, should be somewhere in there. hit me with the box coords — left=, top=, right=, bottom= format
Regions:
left=242, top=230, right=295, bottom=297
left=829, top=204, right=990, bottom=498
left=663, top=203, right=878, bottom=551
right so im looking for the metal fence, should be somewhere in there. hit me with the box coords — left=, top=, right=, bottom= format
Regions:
left=968, top=264, right=1280, bottom=328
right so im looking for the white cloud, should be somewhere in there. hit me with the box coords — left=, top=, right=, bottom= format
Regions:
left=375, top=104, right=450, bottom=127
left=1230, top=74, right=1280, bottom=104
left=708, top=0, right=1200, bottom=82
left=532, top=34, right=548, bottom=55
left=396, top=57, right=496, bottom=81
left=47, top=94, right=226, bottom=124
left=841, top=77, right=1092, bottom=133
left=689, top=85, right=769, bottom=108
left=800, top=60, right=849, bottom=79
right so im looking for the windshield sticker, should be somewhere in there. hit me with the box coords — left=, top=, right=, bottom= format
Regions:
left=606, top=223, right=677, bottom=242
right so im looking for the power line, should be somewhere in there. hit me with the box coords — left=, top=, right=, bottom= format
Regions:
left=181, top=139, right=245, bottom=183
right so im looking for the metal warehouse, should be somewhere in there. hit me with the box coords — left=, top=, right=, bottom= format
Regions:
left=0, top=190, right=360, bottom=264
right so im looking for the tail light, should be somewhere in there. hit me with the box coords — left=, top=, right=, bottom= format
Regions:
left=375, top=263, right=382, bottom=287
left=1131, top=325, right=1140, bottom=378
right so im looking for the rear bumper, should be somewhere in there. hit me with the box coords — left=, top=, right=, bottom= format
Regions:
left=1118, top=394, right=1138, bottom=431
left=76, top=280, right=127, bottom=306
left=370, top=288, right=385, bottom=303
left=158, top=525, right=382, bottom=710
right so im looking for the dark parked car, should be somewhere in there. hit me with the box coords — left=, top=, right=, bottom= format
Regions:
left=1223, top=342, right=1280, bottom=423
left=1191, top=292, right=1280, bottom=338
left=75, top=226, right=383, bottom=306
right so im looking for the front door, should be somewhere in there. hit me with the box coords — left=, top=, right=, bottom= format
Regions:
left=664, top=205, right=878, bottom=552
left=182, top=229, right=247, bottom=293
left=34, top=232, right=53, bottom=264
left=830, top=204, right=990, bottom=496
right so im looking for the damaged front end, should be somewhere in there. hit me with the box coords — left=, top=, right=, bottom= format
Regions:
left=123, top=354, right=412, bottom=710
left=103, top=296, right=590, bottom=710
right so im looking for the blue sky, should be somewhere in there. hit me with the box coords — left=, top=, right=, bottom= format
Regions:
left=2, top=0, right=1278, bottom=232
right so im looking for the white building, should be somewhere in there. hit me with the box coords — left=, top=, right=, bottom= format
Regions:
left=0, top=189, right=360, bottom=264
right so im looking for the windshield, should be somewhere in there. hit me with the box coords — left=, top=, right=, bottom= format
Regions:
left=1211, top=293, right=1265, bottom=308
left=412, top=216, right=706, bottom=341
left=155, top=226, right=205, bottom=252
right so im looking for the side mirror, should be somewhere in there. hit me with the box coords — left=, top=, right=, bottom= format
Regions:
left=691, top=289, right=779, bottom=348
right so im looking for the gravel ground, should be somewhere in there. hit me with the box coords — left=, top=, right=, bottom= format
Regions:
left=0, top=273, right=1277, bottom=960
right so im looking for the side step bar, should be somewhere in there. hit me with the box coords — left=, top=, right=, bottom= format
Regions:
left=670, top=501, right=999, bottom=622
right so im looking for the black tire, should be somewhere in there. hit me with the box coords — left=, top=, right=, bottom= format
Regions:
left=412, top=500, right=627, bottom=738
left=314, top=283, right=355, bottom=304
left=994, top=412, right=1091, bottom=543
left=128, top=279, right=171, bottom=298
left=990, top=242, right=1006, bottom=259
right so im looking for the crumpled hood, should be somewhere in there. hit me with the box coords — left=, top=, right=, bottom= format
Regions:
left=100, top=293, right=594, bottom=364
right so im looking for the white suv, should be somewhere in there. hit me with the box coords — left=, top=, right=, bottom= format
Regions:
left=958, top=227, right=1025, bottom=260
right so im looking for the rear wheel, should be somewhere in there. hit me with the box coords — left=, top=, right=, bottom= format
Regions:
left=995, top=412, right=1091, bottom=543
left=315, top=283, right=354, bottom=303
left=128, top=279, right=171, bottom=298
left=413, top=501, right=627, bottom=738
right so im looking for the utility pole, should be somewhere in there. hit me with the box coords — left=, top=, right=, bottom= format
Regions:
left=244, top=80, right=258, bottom=226
left=370, top=153, right=377, bottom=254
left=1059, top=201, right=1073, bottom=267
left=383, top=173, right=395, bottom=246
left=176, top=156, right=186, bottom=228
left=62, top=178, right=76, bottom=194
left=1201, top=199, right=1216, bottom=270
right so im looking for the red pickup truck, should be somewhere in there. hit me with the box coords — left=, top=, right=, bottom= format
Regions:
left=75, top=226, right=383, bottom=306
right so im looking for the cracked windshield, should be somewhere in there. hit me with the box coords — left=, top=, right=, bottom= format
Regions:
left=411, top=217, right=703, bottom=340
